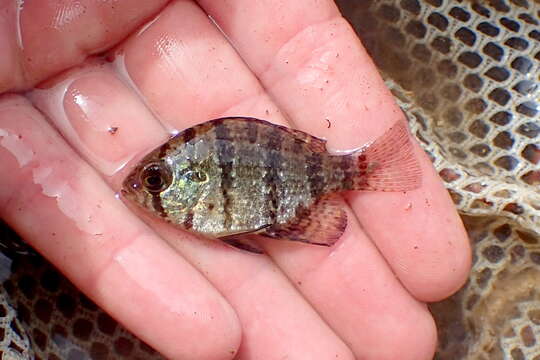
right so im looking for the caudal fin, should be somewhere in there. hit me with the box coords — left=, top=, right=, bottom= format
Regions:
left=353, top=121, right=422, bottom=192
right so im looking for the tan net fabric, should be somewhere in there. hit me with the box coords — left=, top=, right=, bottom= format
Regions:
left=336, top=0, right=540, bottom=358
left=0, top=278, right=33, bottom=360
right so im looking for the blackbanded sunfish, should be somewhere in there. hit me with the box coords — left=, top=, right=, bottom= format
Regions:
left=121, top=117, right=421, bottom=252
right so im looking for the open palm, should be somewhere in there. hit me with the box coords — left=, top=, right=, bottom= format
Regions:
left=0, top=1, right=471, bottom=359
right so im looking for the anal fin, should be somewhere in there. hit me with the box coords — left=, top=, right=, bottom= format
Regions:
left=261, top=194, right=347, bottom=246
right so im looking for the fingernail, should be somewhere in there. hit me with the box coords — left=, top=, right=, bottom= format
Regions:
left=30, top=64, right=167, bottom=176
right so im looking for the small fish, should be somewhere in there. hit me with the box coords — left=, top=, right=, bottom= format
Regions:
left=121, top=117, right=421, bottom=252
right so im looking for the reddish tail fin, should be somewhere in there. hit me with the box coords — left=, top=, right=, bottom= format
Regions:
left=353, top=121, right=422, bottom=192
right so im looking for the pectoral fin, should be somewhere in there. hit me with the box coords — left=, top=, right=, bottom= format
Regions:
left=218, top=224, right=271, bottom=254
left=261, top=194, right=347, bottom=246
left=220, top=237, right=265, bottom=254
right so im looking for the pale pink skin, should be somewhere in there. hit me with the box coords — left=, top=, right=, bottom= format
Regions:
left=0, top=1, right=471, bottom=359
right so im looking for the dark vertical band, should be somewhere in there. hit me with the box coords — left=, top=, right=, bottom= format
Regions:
left=214, top=120, right=235, bottom=229
left=183, top=211, right=194, bottom=230
left=181, top=126, right=197, bottom=143
left=246, top=120, right=259, bottom=144
left=158, top=141, right=170, bottom=160
left=266, top=130, right=283, bottom=151
left=306, top=153, right=325, bottom=198
left=151, top=193, right=167, bottom=219
left=339, top=155, right=355, bottom=190
left=262, top=129, right=285, bottom=222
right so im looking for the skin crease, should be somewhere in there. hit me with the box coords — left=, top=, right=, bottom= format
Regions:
left=0, top=1, right=472, bottom=359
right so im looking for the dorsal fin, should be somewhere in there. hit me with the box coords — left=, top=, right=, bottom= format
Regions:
left=282, top=127, right=327, bottom=153
left=242, top=117, right=328, bottom=153
left=206, top=117, right=328, bottom=153
left=260, top=194, right=347, bottom=246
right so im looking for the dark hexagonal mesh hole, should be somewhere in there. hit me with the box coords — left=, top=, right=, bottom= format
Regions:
left=441, top=83, right=462, bottom=101
left=513, top=80, right=538, bottom=96
left=494, top=155, right=519, bottom=171
left=517, top=122, right=540, bottom=138
left=437, top=59, right=458, bottom=77
left=500, top=17, right=520, bottom=32
left=463, top=73, right=484, bottom=92
left=412, top=43, right=432, bottom=62
left=377, top=4, right=401, bottom=22
left=482, top=42, right=504, bottom=60
left=465, top=98, right=487, bottom=114
left=458, top=51, right=483, bottom=68
left=428, top=12, right=448, bottom=30
left=400, top=0, right=421, bottom=14
left=489, top=111, right=513, bottom=126
left=485, top=66, right=510, bottom=82
left=431, top=36, right=453, bottom=54
left=482, top=245, right=505, bottom=263
left=406, top=20, right=427, bottom=38
left=488, top=88, right=512, bottom=106
left=511, top=56, right=533, bottom=74
left=469, top=119, right=490, bottom=138
left=470, top=144, right=491, bottom=157
left=522, top=144, right=540, bottom=164
left=492, top=131, right=515, bottom=150
left=455, top=27, right=477, bottom=46
left=449, top=6, right=471, bottom=22
left=493, top=223, right=512, bottom=242
left=516, top=101, right=539, bottom=117
left=477, top=22, right=499, bottom=37
left=521, top=170, right=540, bottom=185
left=505, top=37, right=529, bottom=51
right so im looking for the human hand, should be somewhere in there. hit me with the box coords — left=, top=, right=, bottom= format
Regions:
left=0, top=1, right=471, bottom=359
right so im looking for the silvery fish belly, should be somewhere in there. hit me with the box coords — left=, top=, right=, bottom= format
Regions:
left=121, top=117, right=421, bottom=251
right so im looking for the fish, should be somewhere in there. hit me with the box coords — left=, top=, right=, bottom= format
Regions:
left=121, top=117, right=421, bottom=253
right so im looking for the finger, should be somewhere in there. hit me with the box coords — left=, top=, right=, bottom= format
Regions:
left=0, top=0, right=169, bottom=92
left=197, top=0, right=471, bottom=301
left=0, top=95, right=241, bottom=360
left=28, top=8, right=355, bottom=360
left=70, top=1, right=438, bottom=359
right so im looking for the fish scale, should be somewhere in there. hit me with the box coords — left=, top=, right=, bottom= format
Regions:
left=121, top=117, right=421, bottom=251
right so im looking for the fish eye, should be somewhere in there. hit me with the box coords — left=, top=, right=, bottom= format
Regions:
left=141, top=162, right=172, bottom=193
left=185, top=170, right=208, bottom=183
